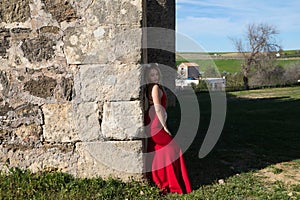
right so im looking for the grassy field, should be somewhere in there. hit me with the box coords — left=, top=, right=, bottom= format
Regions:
left=177, top=59, right=242, bottom=73
left=176, top=50, right=300, bottom=75
left=176, top=58, right=300, bottom=74
left=1, top=86, right=300, bottom=199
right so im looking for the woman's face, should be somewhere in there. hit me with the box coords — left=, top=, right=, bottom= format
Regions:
left=148, top=68, right=160, bottom=83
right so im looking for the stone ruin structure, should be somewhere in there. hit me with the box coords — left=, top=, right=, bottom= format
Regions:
left=0, top=0, right=175, bottom=180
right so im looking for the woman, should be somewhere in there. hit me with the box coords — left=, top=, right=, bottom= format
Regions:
left=144, top=63, right=192, bottom=194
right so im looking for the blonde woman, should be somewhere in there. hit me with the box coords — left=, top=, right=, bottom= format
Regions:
left=144, top=63, right=192, bottom=194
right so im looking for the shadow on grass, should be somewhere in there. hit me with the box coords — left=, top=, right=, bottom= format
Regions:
left=167, top=91, right=300, bottom=189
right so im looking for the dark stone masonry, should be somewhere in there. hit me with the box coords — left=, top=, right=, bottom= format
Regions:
left=0, top=0, right=175, bottom=181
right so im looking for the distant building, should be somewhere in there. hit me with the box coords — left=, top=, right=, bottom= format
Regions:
left=176, top=62, right=226, bottom=91
left=177, top=62, right=200, bottom=80
left=202, top=77, right=226, bottom=91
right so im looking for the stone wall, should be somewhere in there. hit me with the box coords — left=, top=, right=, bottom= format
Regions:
left=144, top=0, right=176, bottom=103
left=146, top=0, right=175, bottom=66
left=0, top=0, right=175, bottom=181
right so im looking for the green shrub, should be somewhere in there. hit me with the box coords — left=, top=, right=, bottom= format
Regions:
left=225, top=72, right=244, bottom=91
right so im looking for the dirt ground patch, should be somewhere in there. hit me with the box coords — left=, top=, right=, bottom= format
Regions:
left=232, top=87, right=300, bottom=100
left=237, top=93, right=280, bottom=99
left=255, top=160, right=300, bottom=185
left=220, top=52, right=243, bottom=57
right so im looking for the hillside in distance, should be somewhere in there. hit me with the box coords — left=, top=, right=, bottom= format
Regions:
left=176, top=49, right=300, bottom=61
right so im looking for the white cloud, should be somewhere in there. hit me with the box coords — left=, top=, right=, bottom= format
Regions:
left=176, top=0, right=300, bottom=26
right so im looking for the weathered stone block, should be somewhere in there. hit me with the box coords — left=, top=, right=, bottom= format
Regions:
left=0, top=144, right=78, bottom=176
left=24, top=76, right=57, bottom=98
left=73, top=102, right=102, bottom=142
left=0, top=28, right=10, bottom=58
left=0, top=0, right=30, bottom=23
left=74, top=64, right=114, bottom=101
left=102, top=101, right=143, bottom=140
left=21, top=36, right=56, bottom=62
left=15, top=123, right=42, bottom=144
left=64, top=26, right=142, bottom=64
left=38, top=26, right=60, bottom=34
left=0, top=0, right=176, bottom=181
left=60, top=77, right=74, bottom=101
left=74, top=64, right=141, bottom=102
left=0, top=70, right=9, bottom=97
left=1, top=103, right=43, bottom=129
left=41, top=0, right=77, bottom=23
left=11, top=28, right=32, bottom=34
left=0, top=129, right=10, bottom=145
left=42, top=103, right=79, bottom=142
left=92, top=0, right=143, bottom=25
left=76, top=141, right=143, bottom=180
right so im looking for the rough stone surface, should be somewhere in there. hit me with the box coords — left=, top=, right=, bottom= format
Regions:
left=0, top=103, right=43, bottom=129
left=0, top=28, right=10, bottom=58
left=92, top=0, right=143, bottom=25
left=42, top=103, right=78, bottom=143
left=76, top=141, right=144, bottom=180
left=38, top=26, right=60, bottom=34
left=21, top=36, right=57, bottom=62
left=74, top=64, right=141, bottom=102
left=0, top=67, right=74, bottom=108
left=60, top=77, right=74, bottom=101
left=0, top=0, right=31, bottom=23
left=0, top=144, right=78, bottom=175
left=15, top=123, right=43, bottom=145
left=64, top=26, right=142, bottom=64
left=0, top=0, right=175, bottom=181
left=24, top=76, right=57, bottom=98
left=102, top=101, right=144, bottom=140
left=41, top=0, right=77, bottom=23
left=72, top=102, right=102, bottom=142
left=0, top=70, right=9, bottom=97
left=62, top=0, right=143, bottom=64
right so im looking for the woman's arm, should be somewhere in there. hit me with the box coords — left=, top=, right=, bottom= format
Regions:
left=151, top=84, right=172, bottom=135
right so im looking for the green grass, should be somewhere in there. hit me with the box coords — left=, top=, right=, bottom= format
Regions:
left=210, top=59, right=242, bottom=73
left=282, top=50, right=299, bottom=54
left=281, top=49, right=300, bottom=57
left=1, top=86, right=300, bottom=199
left=176, top=59, right=242, bottom=74
left=176, top=58, right=300, bottom=74
left=276, top=59, right=300, bottom=67
left=0, top=168, right=162, bottom=199
left=196, top=59, right=242, bottom=74
left=230, top=86, right=300, bottom=99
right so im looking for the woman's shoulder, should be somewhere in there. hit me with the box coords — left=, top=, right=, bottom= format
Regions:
left=148, top=83, right=163, bottom=93
left=148, top=83, right=162, bottom=90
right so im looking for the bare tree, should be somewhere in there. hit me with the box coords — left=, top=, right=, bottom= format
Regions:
left=231, top=23, right=281, bottom=89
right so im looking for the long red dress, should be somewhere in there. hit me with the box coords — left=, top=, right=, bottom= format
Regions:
left=145, top=84, right=192, bottom=194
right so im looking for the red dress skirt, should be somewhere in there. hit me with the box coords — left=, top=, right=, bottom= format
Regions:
left=145, top=88, right=192, bottom=194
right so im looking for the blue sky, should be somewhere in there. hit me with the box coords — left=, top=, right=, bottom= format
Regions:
left=176, top=0, right=300, bottom=52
